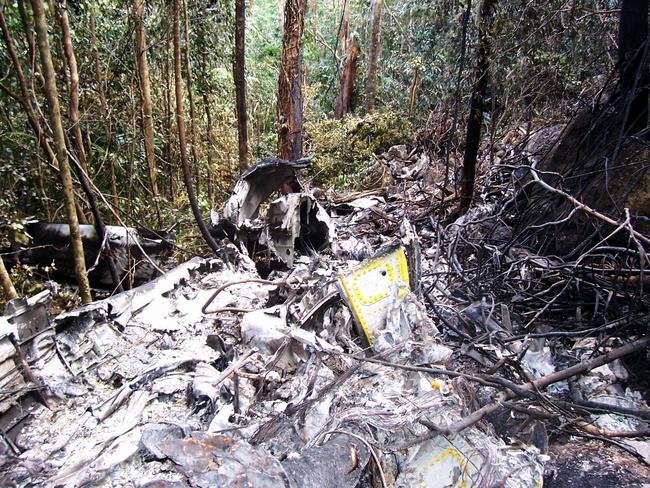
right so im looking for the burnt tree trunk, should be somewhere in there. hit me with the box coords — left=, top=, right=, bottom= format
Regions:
left=70, top=157, right=125, bottom=293
left=364, top=0, right=381, bottom=113
left=617, top=0, right=649, bottom=133
left=459, top=0, right=497, bottom=214
left=234, top=0, right=249, bottom=171
left=276, top=0, right=306, bottom=160
left=334, top=34, right=360, bottom=118
left=173, top=0, right=220, bottom=255
left=31, top=0, right=93, bottom=303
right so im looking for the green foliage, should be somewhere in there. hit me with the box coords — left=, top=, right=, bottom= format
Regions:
left=9, top=262, right=52, bottom=298
left=305, top=111, right=412, bottom=190
left=0, top=0, right=623, bottom=256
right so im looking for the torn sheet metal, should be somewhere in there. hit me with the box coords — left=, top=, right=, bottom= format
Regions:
left=281, top=433, right=370, bottom=488
left=222, top=156, right=312, bottom=225
left=0, top=319, right=29, bottom=414
left=338, top=245, right=411, bottom=347
left=54, top=256, right=208, bottom=329
left=400, top=220, right=422, bottom=297
left=215, top=155, right=335, bottom=266
left=4, top=289, right=50, bottom=342
left=140, top=427, right=290, bottom=487
left=266, top=194, right=335, bottom=266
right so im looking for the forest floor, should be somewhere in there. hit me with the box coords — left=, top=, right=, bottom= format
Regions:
left=1, top=135, right=650, bottom=487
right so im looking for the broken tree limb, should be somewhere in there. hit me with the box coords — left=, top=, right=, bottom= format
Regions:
left=554, top=399, right=650, bottom=421
left=529, top=165, right=650, bottom=246
left=573, top=420, right=650, bottom=438
left=7, top=334, right=50, bottom=409
left=425, top=336, right=650, bottom=435
left=208, top=349, right=256, bottom=388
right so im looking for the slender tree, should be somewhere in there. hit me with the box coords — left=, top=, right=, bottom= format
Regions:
left=164, top=17, right=176, bottom=199
left=364, top=0, right=381, bottom=113
left=133, top=0, right=159, bottom=198
left=276, top=0, right=306, bottom=160
left=1, top=1, right=90, bottom=224
left=90, top=2, right=119, bottom=216
left=57, top=0, right=89, bottom=175
left=339, top=0, right=349, bottom=57
left=16, top=0, right=34, bottom=64
left=331, top=0, right=349, bottom=79
left=203, top=93, right=215, bottom=205
left=173, top=0, right=220, bottom=254
left=408, top=63, right=420, bottom=116
left=234, top=0, right=249, bottom=171
left=0, top=256, right=18, bottom=301
left=459, top=0, right=497, bottom=214
left=182, top=0, right=201, bottom=195
left=30, top=0, right=92, bottom=303
left=0, top=3, right=55, bottom=166
left=58, top=1, right=123, bottom=292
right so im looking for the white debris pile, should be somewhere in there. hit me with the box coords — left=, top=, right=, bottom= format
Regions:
left=2, top=149, right=649, bottom=487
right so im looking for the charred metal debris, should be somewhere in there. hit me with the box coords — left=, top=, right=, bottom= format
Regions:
left=1, top=146, right=650, bottom=487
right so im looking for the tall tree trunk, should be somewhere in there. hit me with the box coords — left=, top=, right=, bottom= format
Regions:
left=339, top=0, right=349, bottom=56
left=276, top=0, right=306, bottom=160
left=182, top=0, right=201, bottom=196
left=16, top=0, right=35, bottom=68
left=30, top=0, right=92, bottom=303
left=334, top=34, right=360, bottom=118
left=617, top=0, right=649, bottom=133
left=364, top=0, right=381, bottom=113
left=234, top=0, right=249, bottom=171
left=203, top=92, right=215, bottom=205
left=0, top=256, right=18, bottom=301
left=133, top=0, right=159, bottom=198
left=173, top=0, right=219, bottom=254
left=90, top=2, right=119, bottom=217
left=57, top=0, right=89, bottom=176
left=0, top=4, right=55, bottom=165
left=459, top=0, right=497, bottom=214
left=164, top=23, right=175, bottom=199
